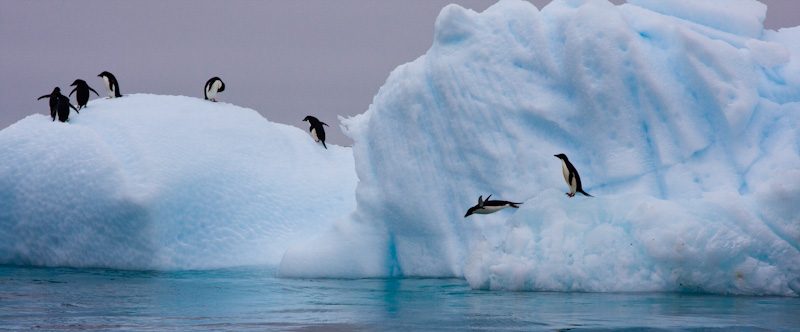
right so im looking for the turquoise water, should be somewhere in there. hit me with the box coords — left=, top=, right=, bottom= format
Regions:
left=1, top=265, right=798, bottom=331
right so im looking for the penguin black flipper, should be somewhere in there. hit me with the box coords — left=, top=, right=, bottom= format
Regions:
left=88, top=85, right=99, bottom=96
left=69, top=87, right=77, bottom=97
left=37, top=94, right=51, bottom=100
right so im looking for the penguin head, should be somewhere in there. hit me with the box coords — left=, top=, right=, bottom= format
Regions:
left=70, top=79, right=85, bottom=87
left=464, top=207, right=477, bottom=218
left=464, top=195, right=489, bottom=218
left=303, top=115, right=318, bottom=124
left=554, top=153, right=568, bottom=161
left=98, top=71, right=112, bottom=78
left=52, top=87, right=61, bottom=94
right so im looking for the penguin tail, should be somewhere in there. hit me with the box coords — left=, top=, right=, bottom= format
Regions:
left=510, top=203, right=522, bottom=208
left=322, top=141, right=328, bottom=149
left=579, top=190, right=592, bottom=197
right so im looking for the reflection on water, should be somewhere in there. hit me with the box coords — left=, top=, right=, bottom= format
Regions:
left=1, top=265, right=798, bottom=331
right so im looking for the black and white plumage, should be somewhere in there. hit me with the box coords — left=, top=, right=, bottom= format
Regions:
left=97, top=71, right=121, bottom=98
left=38, top=87, right=63, bottom=121
left=55, top=95, right=78, bottom=122
left=69, top=79, right=99, bottom=110
left=303, top=115, right=329, bottom=149
left=204, top=77, right=225, bottom=102
left=554, top=153, right=592, bottom=197
left=464, top=194, right=522, bottom=217
left=38, top=87, right=77, bottom=121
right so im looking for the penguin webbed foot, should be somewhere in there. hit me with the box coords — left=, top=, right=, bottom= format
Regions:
left=565, top=193, right=575, bottom=197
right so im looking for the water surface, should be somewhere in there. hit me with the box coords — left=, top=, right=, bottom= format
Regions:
left=1, top=265, right=797, bottom=331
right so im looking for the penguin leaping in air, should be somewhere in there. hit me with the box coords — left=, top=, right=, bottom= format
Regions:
left=303, top=115, right=329, bottom=149
left=464, top=194, right=522, bottom=217
left=97, top=71, right=122, bottom=98
left=69, top=79, right=99, bottom=110
left=204, top=77, right=225, bottom=102
left=554, top=153, right=592, bottom=197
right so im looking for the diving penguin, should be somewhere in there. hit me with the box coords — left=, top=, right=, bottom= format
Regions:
left=303, top=115, right=329, bottom=149
left=69, top=79, right=99, bottom=110
left=204, top=77, right=225, bottom=102
left=464, top=194, right=522, bottom=217
left=97, top=71, right=122, bottom=98
left=554, top=153, right=592, bottom=197
left=38, top=87, right=63, bottom=121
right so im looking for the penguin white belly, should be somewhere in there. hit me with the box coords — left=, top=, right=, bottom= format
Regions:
left=103, top=76, right=114, bottom=97
left=206, top=80, right=222, bottom=100
left=475, top=205, right=508, bottom=214
left=562, top=160, right=577, bottom=194
left=310, top=128, right=320, bottom=142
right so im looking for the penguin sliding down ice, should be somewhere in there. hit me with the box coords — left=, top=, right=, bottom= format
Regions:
left=204, top=77, right=225, bottom=102
left=69, top=79, right=99, bottom=110
left=38, top=87, right=63, bottom=121
left=554, top=153, right=592, bottom=197
left=98, top=71, right=121, bottom=98
left=303, top=115, right=329, bottom=149
left=464, top=194, right=522, bottom=217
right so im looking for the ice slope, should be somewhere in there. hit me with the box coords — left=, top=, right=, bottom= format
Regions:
left=0, top=94, right=356, bottom=270
left=279, top=0, right=800, bottom=295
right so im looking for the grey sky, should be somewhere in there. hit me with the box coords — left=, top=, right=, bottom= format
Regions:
left=1, top=0, right=797, bottom=146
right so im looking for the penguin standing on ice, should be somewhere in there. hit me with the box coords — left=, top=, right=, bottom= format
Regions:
left=97, top=71, right=122, bottom=98
left=69, top=79, right=99, bottom=110
left=204, top=77, right=225, bottom=102
left=38, top=87, right=64, bottom=121
left=303, top=115, right=329, bottom=149
left=464, top=194, right=522, bottom=217
left=55, top=95, right=79, bottom=122
left=554, top=153, right=592, bottom=197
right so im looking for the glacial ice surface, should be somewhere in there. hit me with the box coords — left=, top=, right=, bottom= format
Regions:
left=279, top=0, right=800, bottom=296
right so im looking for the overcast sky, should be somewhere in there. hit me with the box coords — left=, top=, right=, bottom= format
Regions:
left=1, top=0, right=798, bottom=145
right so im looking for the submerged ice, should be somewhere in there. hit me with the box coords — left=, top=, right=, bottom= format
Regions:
left=0, top=94, right=357, bottom=270
left=279, top=0, right=800, bottom=296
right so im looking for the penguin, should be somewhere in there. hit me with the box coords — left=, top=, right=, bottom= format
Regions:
left=303, top=115, right=329, bottom=149
left=464, top=194, right=522, bottom=217
left=69, top=79, right=99, bottom=110
left=554, top=153, right=592, bottom=197
left=55, top=96, right=78, bottom=122
left=97, top=71, right=122, bottom=98
left=204, top=77, right=225, bottom=102
left=37, top=87, right=63, bottom=121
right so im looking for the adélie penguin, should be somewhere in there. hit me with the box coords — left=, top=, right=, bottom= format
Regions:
left=204, top=77, right=225, bottom=102
left=303, top=115, right=329, bottom=149
left=69, top=79, right=99, bottom=110
left=37, top=87, right=63, bottom=121
left=554, top=153, right=592, bottom=197
left=97, top=71, right=121, bottom=98
left=55, top=95, right=78, bottom=122
left=464, top=194, right=522, bottom=217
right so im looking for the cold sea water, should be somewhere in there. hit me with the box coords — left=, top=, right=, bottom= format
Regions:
left=1, top=265, right=798, bottom=331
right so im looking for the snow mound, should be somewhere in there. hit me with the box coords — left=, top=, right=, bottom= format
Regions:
left=0, top=94, right=356, bottom=270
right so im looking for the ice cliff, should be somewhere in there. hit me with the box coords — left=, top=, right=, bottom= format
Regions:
left=279, top=0, right=800, bottom=296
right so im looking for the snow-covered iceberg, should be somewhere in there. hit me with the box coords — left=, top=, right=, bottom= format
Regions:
left=279, top=0, right=800, bottom=296
left=0, top=94, right=356, bottom=270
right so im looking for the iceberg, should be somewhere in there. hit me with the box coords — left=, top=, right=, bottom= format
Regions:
left=279, top=0, right=800, bottom=296
left=0, top=94, right=357, bottom=270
